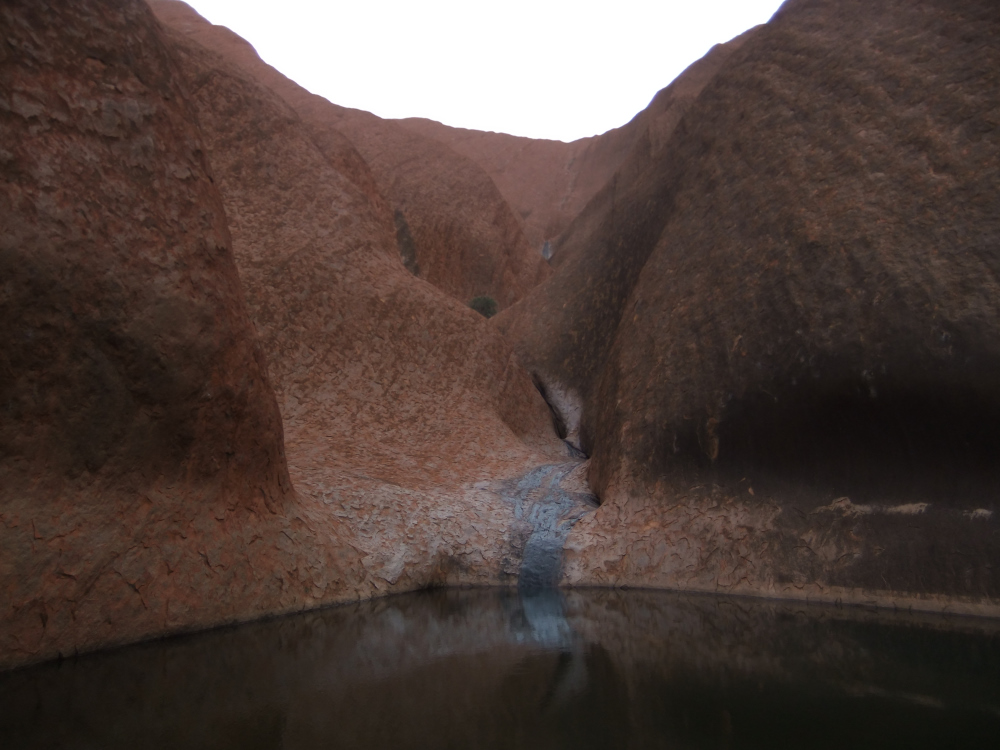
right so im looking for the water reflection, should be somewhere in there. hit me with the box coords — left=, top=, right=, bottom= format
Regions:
left=2, top=588, right=999, bottom=749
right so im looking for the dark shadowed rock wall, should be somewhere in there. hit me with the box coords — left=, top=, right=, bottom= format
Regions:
left=496, top=0, right=1000, bottom=611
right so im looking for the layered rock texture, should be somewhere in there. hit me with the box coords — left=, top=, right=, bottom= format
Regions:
left=2, top=0, right=998, bottom=671
left=501, top=0, right=1000, bottom=611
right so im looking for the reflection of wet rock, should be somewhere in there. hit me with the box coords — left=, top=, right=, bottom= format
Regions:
left=3, top=589, right=998, bottom=748
left=517, top=590, right=574, bottom=650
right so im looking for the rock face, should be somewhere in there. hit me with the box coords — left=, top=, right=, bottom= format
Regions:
left=494, top=29, right=759, bottom=449
left=151, top=0, right=551, bottom=312
left=0, top=0, right=567, bottom=670
left=401, top=28, right=757, bottom=262
left=396, top=122, right=605, bottom=258
left=148, top=0, right=564, bottom=488
left=503, top=0, right=1000, bottom=610
left=3, top=0, right=999, bottom=673
left=0, top=0, right=292, bottom=667
left=318, top=107, right=552, bottom=310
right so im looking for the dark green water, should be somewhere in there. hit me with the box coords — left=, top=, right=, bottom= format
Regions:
left=2, top=588, right=999, bottom=749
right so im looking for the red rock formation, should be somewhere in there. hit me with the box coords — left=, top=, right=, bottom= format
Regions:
left=395, top=122, right=598, bottom=257
left=0, top=0, right=292, bottom=667
left=5, top=0, right=997, bottom=675
left=494, top=29, right=758, bottom=449
left=1, top=0, right=566, bottom=671
left=503, top=0, right=1000, bottom=612
left=151, top=0, right=550, bottom=312
left=149, top=0, right=564, bottom=488
left=400, top=28, right=758, bottom=261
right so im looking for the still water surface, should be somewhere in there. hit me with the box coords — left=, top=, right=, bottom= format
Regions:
left=2, top=588, right=999, bottom=749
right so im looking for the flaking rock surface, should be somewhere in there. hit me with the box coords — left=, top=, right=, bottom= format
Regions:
left=0, top=0, right=294, bottom=668
left=1, top=0, right=567, bottom=670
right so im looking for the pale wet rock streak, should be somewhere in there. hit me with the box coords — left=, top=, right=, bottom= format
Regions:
left=495, top=463, right=599, bottom=591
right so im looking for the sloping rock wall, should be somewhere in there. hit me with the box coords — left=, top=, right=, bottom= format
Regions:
left=1, top=0, right=568, bottom=671
left=498, top=0, right=1000, bottom=611
left=493, top=30, right=758, bottom=449
left=151, top=1, right=551, bottom=312
left=0, top=0, right=295, bottom=667
left=575, top=0, right=1000, bottom=609
left=149, top=0, right=565, bottom=489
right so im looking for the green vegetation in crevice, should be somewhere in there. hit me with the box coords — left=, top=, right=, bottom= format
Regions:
left=469, top=295, right=499, bottom=318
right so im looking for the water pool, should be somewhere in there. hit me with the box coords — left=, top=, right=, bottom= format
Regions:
left=2, top=588, right=998, bottom=749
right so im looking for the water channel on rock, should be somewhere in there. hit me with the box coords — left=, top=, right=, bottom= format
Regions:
left=495, top=462, right=599, bottom=592
left=2, top=588, right=999, bottom=749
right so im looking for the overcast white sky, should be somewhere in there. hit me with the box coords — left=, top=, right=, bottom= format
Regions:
left=183, top=0, right=786, bottom=142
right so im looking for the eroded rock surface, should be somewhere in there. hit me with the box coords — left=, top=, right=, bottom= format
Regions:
left=0, top=0, right=294, bottom=667
left=3, top=0, right=998, bottom=673
left=151, top=1, right=550, bottom=312
left=501, top=0, right=1000, bottom=610
left=1, top=0, right=569, bottom=671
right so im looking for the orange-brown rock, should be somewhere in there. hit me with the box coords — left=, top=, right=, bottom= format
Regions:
left=151, top=0, right=550, bottom=312
left=400, top=29, right=757, bottom=262
left=149, top=0, right=574, bottom=634
left=396, top=122, right=605, bottom=258
left=0, top=0, right=292, bottom=667
left=1, top=0, right=567, bottom=671
left=5, top=0, right=999, bottom=675
left=149, top=0, right=564, bottom=486
left=320, top=106, right=552, bottom=310
left=501, top=0, right=1000, bottom=611
left=494, top=29, right=758, bottom=449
